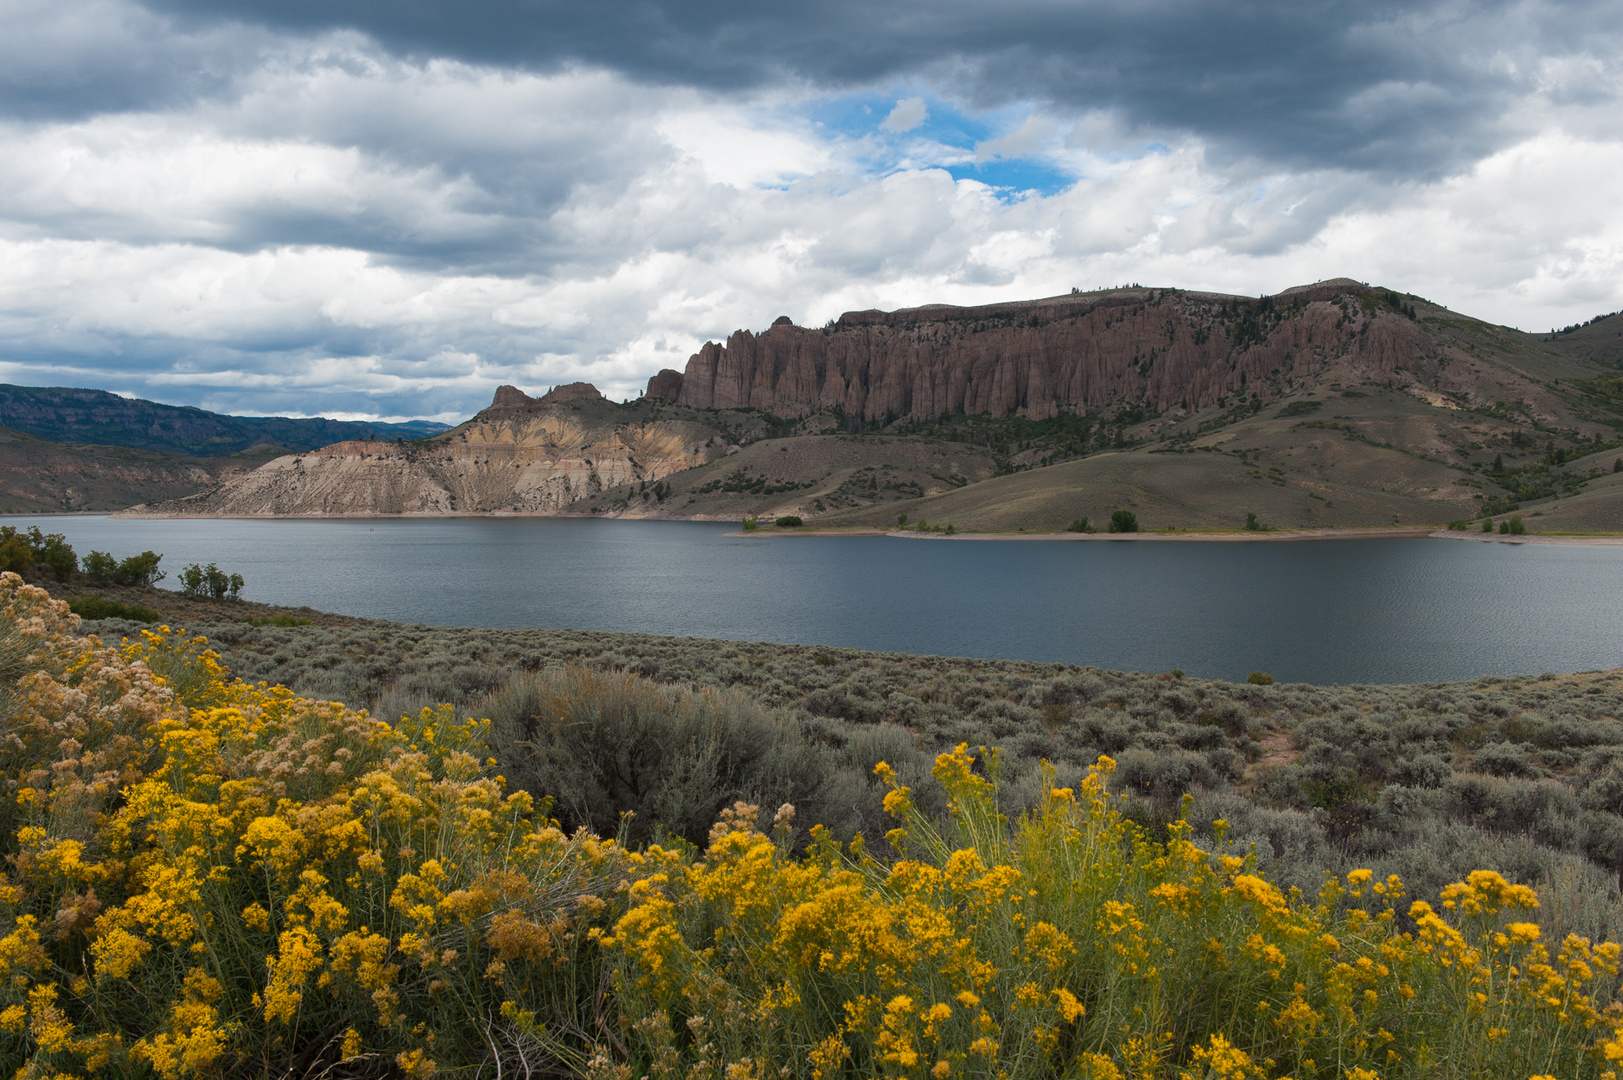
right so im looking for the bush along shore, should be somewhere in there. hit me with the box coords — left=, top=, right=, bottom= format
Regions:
left=8, top=575, right=1623, bottom=1077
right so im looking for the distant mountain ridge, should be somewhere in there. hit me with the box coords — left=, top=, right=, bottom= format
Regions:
left=0, top=385, right=450, bottom=457
left=116, top=278, right=1623, bottom=532
left=0, top=427, right=280, bottom=513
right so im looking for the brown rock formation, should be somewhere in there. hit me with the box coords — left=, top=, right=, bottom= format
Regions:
left=485, top=382, right=603, bottom=412
left=653, top=279, right=1447, bottom=421
left=646, top=369, right=685, bottom=401
left=122, top=386, right=728, bottom=517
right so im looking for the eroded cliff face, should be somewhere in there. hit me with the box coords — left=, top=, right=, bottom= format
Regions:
left=122, top=385, right=729, bottom=516
left=649, top=280, right=1448, bottom=421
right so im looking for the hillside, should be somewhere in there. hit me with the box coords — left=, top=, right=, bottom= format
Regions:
left=128, top=280, right=1623, bottom=529
left=0, top=426, right=283, bottom=512
left=0, top=383, right=449, bottom=456
left=120, top=383, right=754, bottom=516
left=1535, top=309, right=1623, bottom=367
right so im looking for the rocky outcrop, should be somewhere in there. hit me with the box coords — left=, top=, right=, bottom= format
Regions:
left=645, top=369, right=685, bottom=402
left=648, top=280, right=1445, bottom=421
left=121, top=388, right=728, bottom=517
left=485, top=383, right=605, bottom=412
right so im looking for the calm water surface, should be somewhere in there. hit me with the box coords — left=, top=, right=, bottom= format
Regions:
left=18, top=515, right=1623, bottom=684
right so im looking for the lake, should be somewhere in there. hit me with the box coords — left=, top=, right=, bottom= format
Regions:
left=14, top=515, right=1623, bottom=684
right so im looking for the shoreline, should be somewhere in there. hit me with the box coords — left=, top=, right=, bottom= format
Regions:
left=26, top=509, right=1623, bottom=544
left=725, top=525, right=1623, bottom=545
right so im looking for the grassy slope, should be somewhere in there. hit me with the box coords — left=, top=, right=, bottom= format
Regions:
left=575, top=430, right=1001, bottom=520
left=1530, top=311, right=1623, bottom=367
left=818, top=386, right=1493, bottom=532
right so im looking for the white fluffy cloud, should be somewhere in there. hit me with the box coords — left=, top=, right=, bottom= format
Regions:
left=0, top=1, right=1619, bottom=420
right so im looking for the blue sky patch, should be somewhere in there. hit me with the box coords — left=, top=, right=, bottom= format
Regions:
left=946, top=158, right=1076, bottom=197
left=800, top=91, right=1075, bottom=197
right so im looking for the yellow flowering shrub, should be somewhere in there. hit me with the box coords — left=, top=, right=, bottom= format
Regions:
left=6, top=572, right=1623, bottom=1079
left=594, top=744, right=1623, bottom=1080
left=0, top=575, right=635, bottom=1076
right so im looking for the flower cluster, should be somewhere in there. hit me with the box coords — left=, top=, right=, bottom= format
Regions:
left=0, top=575, right=633, bottom=1077
left=599, top=743, right=1623, bottom=1080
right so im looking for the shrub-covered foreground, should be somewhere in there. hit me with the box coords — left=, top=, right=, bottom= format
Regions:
left=12, top=575, right=1623, bottom=1078
left=81, top=609, right=1623, bottom=943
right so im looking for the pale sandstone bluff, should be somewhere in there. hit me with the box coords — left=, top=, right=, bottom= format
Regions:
left=647, top=280, right=1447, bottom=421
left=119, top=384, right=726, bottom=517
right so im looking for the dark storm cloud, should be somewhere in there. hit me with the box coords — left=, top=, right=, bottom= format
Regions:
left=130, top=0, right=1623, bottom=178
left=0, top=0, right=276, bottom=120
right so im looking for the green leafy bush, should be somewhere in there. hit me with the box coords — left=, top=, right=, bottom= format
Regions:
left=1108, top=508, right=1139, bottom=533
left=1247, top=671, right=1275, bottom=686
left=474, top=666, right=844, bottom=846
left=240, top=613, right=311, bottom=627
left=66, top=593, right=161, bottom=622
left=1066, top=517, right=1091, bottom=533
left=774, top=515, right=803, bottom=527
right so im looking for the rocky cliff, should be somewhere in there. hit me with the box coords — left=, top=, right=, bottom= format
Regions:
left=122, top=385, right=733, bottom=517
left=648, top=280, right=1457, bottom=421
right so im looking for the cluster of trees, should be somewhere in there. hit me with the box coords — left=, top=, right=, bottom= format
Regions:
left=0, top=526, right=77, bottom=581
left=1067, top=510, right=1139, bottom=533
left=0, top=527, right=246, bottom=601
left=82, top=548, right=165, bottom=586
left=178, top=562, right=244, bottom=600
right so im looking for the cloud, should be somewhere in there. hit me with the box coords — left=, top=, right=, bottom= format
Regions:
left=108, top=0, right=1621, bottom=181
left=0, top=0, right=1617, bottom=422
left=880, top=97, right=926, bottom=132
left=975, top=113, right=1053, bottom=161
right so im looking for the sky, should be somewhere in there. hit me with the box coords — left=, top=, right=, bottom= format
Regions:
left=1, top=0, right=1620, bottom=422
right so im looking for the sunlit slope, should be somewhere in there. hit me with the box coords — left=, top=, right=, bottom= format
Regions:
left=820, top=443, right=1465, bottom=532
